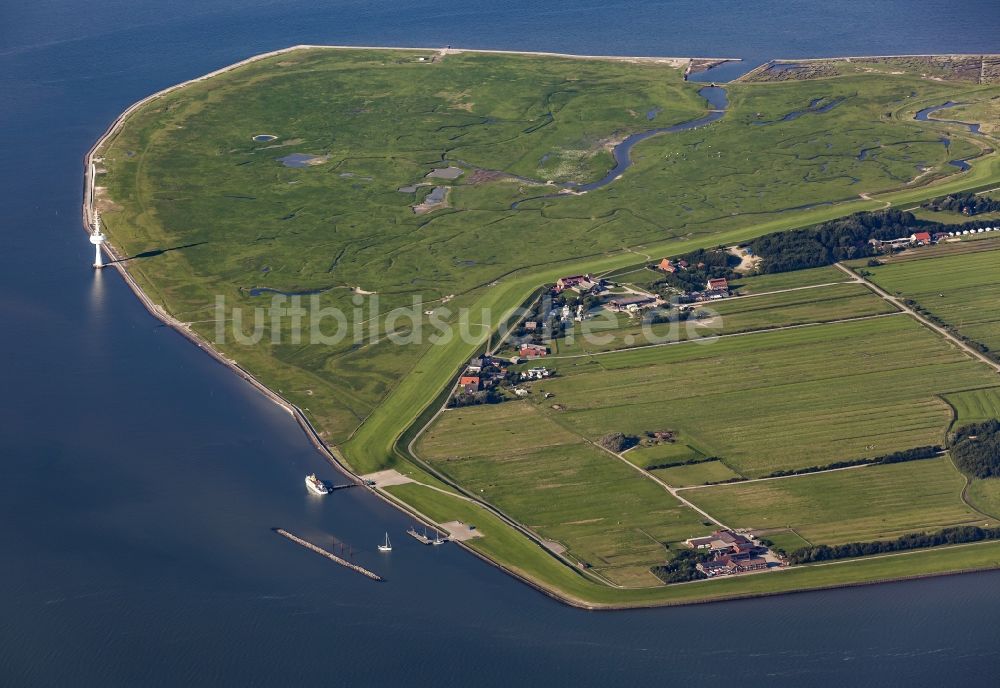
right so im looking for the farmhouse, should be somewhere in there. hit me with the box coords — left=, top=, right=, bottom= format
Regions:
left=658, top=258, right=677, bottom=273
left=706, top=277, right=729, bottom=292
left=687, top=530, right=774, bottom=577
left=686, top=529, right=753, bottom=553
left=556, top=274, right=600, bottom=293
left=910, top=231, right=933, bottom=245
left=520, top=343, right=548, bottom=359
left=459, top=375, right=481, bottom=391
left=466, top=357, right=486, bottom=373
left=607, top=294, right=656, bottom=312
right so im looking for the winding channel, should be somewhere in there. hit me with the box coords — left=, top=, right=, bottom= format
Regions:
left=914, top=101, right=984, bottom=172
left=511, top=86, right=728, bottom=208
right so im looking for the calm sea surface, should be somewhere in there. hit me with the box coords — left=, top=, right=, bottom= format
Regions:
left=2, top=1, right=1000, bottom=685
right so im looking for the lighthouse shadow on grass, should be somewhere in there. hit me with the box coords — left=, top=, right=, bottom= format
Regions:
left=117, top=242, right=207, bottom=262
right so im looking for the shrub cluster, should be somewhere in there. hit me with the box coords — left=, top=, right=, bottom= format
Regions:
left=788, top=525, right=1000, bottom=564
left=650, top=549, right=709, bottom=583
left=598, top=432, right=638, bottom=453
left=922, top=192, right=1000, bottom=216
left=951, top=420, right=1000, bottom=479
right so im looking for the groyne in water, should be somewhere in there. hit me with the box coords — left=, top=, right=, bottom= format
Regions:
left=273, top=528, right=383, bottom=581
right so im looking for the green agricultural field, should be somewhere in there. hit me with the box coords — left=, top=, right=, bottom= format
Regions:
left=622, top=441, right=705, bottom=468
left=966, top=479, right=1000, bottom=520
left=529, top=316, right=998, bottom=476
left=728, top=265, right=850, bottom=293
left=650, top=460, right=743, bottom=487
left=682, top=458, right=986, bottom=544
left=863, top=241, right=1000, bottom=354
left=944, top=387, right=1000, bottom=425
left=94, top=46, right=1000, bottom=604
left=415, top=401, right=711, bottom=587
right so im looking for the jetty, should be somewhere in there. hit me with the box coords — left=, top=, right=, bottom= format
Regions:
left=273, top=528, right=383, bottom=581
left=407, top=526, right=448, bottom=545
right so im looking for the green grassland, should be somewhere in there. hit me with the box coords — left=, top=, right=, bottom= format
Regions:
left=529, top=316, right=999, bottom=476
left=621, top=441, right=705, bottom=468
left=650, top=460, right=743, bottom=487
left=944, top=387, right=1000, bottom=425
left=98, top=47, right=999, bottom=450
left=966, top=479, right=1000, bottom=519
left=415, top=401, right=712, bottom=586
left=863, top=241, right=1000, bottom=354
left=682, top=458, right=987, bottom=544
left=727, top=265, right=850, bottom=293
left=95, top=46, right=1000, bottom=605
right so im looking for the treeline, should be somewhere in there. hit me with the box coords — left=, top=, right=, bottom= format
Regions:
left=787, top=525, right=1000, bottom=564
left=449, top=388, right=504, bottom=408
left=748, top=209, right=916, bottom=273
left=650, top=549, right=709, bottom=583
left=644, top=456, right=718, bottom=472
left=950, top=420, right=1000, bottom=479
left=922, top=192, right=1000, bottom=216
left=760, top=445, right=941, bottom=479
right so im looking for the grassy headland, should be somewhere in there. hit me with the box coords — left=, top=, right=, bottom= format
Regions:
left=92, top=46, right=1000, bottom=606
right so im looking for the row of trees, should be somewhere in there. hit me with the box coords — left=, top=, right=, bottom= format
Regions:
left=922, top=192, right=1000, bottom=216
left=787, top=525, right=1000, bottom=563
left=951, top=420, right=1000, bottom=479
left=760, top=445, right=942, bottom=479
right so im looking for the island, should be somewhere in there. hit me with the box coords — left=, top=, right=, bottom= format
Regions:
left=84, top=46, right=1000, bottom=607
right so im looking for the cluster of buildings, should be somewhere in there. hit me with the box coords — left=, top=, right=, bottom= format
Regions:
left=457, top=355, right=509, bottom=393
left=555, top=274, right=604, bottom=294
left=685, top=530, right=774, bottom=577
left=872, top=227, right=998, bottom=251
left=656, top=258, right=733, bottom=301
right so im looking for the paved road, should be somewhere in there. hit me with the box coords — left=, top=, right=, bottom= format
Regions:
left=835, top=262, right=1000, bottom=374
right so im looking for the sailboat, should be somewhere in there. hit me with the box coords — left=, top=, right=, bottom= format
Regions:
left=378, top=532, right=392, bottom=552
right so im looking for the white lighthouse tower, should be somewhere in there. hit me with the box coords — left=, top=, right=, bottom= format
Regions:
left=90, top=212, right=106, bottom=269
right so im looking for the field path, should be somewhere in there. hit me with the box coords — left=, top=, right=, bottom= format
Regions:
left=582, top=438, right=731, bottom=529
left=835, top=262, right=1000, bottom=374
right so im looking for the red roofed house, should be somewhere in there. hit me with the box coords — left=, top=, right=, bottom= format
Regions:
left=706, top=277, right=729, bottom=292
left=910, top=231, right=932, bottom=245
left=520, top=344, right=547, bottom=359
left=556, top=275, right=588, bottom=291
left=459, top=375, right=481, bottom=391
left=658, top=258, right=676, bottom=273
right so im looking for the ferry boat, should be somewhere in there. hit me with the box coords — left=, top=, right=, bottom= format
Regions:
left=305, top=473, right=330, bottom=495
left=378, top=532, right=392, bottom=552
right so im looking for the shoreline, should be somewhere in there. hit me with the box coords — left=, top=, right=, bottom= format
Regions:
left=81, top=43, right=1000, bottom=610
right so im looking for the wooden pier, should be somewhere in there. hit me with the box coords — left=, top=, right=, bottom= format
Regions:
left=273, top=528, right=383, bottom=581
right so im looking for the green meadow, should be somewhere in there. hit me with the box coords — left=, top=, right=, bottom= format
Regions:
left=530, top=316, right=998, bottom=476
left=416, top=401, right=712, bottom=587
left=863, top=241, right=1000, bottom=355
left=682, top=458, right=986, bottom=544
left=96, top=46, right=1000, bottom=604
